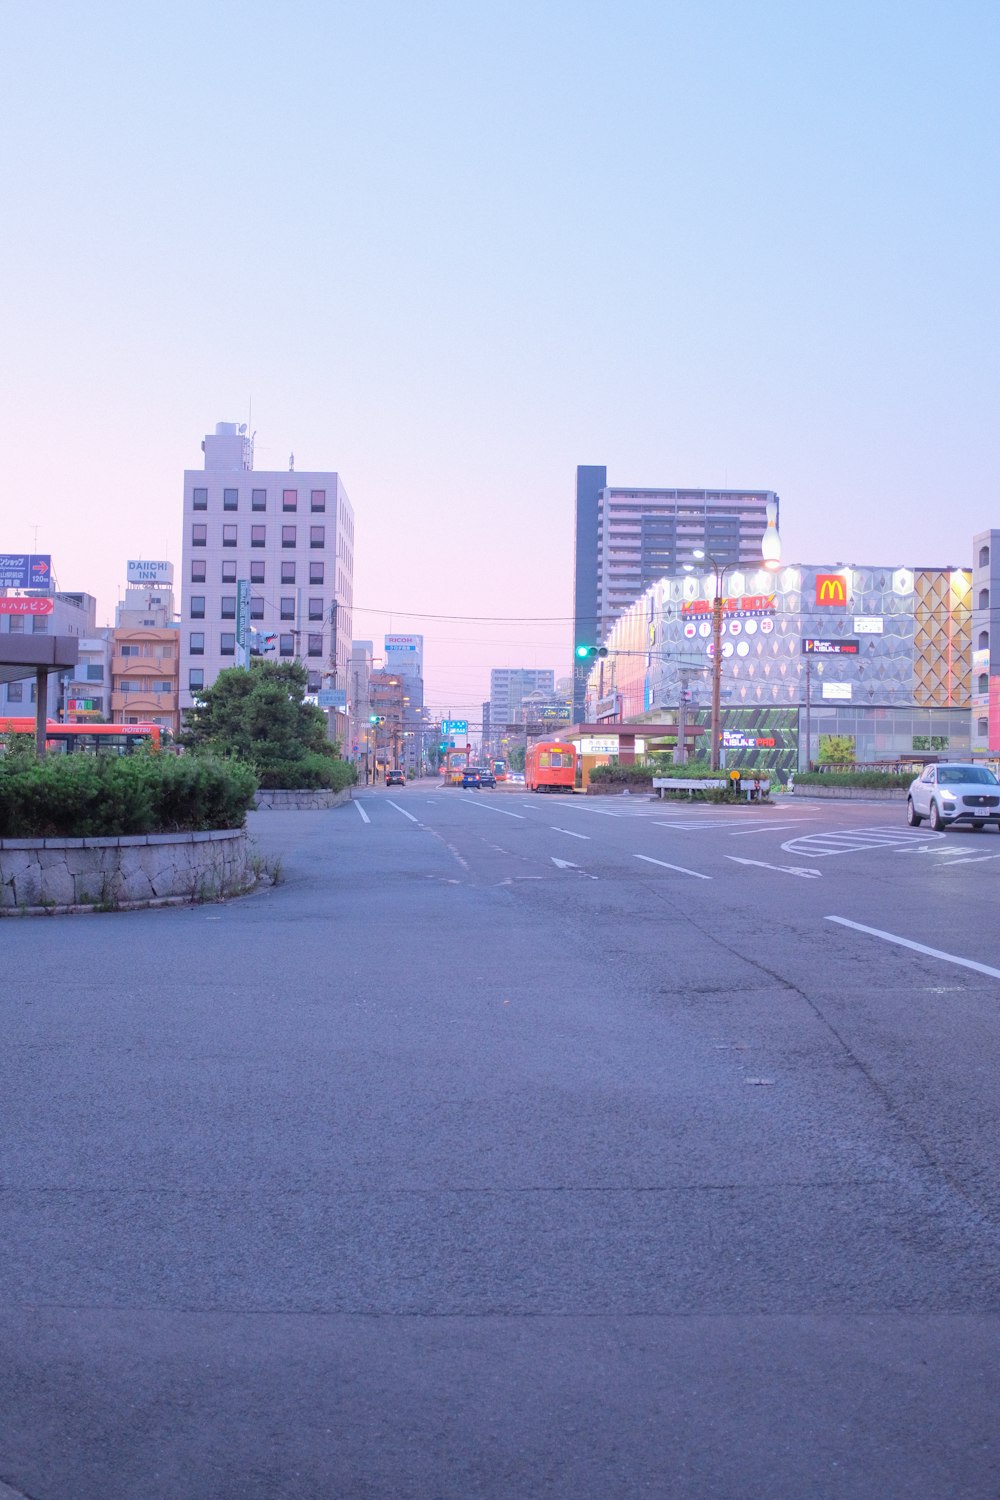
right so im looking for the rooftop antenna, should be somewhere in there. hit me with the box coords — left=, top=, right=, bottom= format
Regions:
left=289, top=452, right=295, bottom=472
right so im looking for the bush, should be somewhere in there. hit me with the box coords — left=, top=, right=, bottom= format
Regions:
left=256, top=753, right=357, bottom=791
left=0, top=751, right=257, bottom=838
left=793, top=770, right=912, bottom=790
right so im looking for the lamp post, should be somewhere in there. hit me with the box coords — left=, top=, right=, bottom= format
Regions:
left=695, top=502, right=782, bottom=773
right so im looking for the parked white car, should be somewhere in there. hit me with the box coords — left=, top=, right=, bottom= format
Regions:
left=907, top=763, right=1000, bottom=831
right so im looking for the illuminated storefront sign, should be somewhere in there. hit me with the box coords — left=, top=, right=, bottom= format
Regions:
left=722, top=732, right=776, bottom=749
left=815, top=574, right=848, bottom=606
left=681, top=594, right=775, bottom=618
left=802, top=638, right=859, bottom=655
left=0, top=597, right=53, bottom=615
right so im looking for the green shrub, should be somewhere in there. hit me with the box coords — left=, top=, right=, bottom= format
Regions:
left=255, top=754, right=357, bottom=791
left=793, top=770, right=912, bottom=790
left=0, top=752, right=257, bottom=838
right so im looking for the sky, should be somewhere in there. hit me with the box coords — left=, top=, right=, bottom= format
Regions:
left=3, top=0, right=999, bottom=719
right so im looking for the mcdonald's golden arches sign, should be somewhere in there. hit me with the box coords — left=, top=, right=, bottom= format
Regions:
left=815, top=573, right=848, bottom=606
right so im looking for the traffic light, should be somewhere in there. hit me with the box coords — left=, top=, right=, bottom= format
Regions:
left=369, top=714, right=386, bottom=725
left=575, top=644, right=608, bottom=659
left=262, top=633, right=277, bottom=654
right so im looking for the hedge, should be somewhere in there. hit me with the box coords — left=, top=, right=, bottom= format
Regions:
left=793, top=770, right=913, bottom=790
left=255, top=753, right=358, bottom=792
left=0, top=750, right=258, bottom=838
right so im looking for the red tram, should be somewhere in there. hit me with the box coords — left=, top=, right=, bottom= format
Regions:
left=524, top=740, right=576, bottom=793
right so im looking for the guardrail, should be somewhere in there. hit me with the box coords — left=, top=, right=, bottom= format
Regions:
left=652, top=778, right=770, bottom=802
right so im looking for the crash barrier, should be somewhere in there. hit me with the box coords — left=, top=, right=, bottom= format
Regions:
left=652, top=778, right=770, bottom=802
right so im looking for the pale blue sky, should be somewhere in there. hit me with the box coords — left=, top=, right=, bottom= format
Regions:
left=3, top=0, right=998, bottom=714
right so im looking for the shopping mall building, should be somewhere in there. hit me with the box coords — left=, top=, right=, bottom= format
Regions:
left=583, top=532, right=1000, bottom=780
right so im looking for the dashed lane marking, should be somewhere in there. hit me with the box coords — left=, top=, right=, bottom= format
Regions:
left=826, top=916, right=1000, bottom=982
left=726, top=856, right=822, bottom=879
left=460, top=800, right=525, bottom=820
left=635, top=854, right=712, bottom=880
left=551, top=827, right=590, bottom=839
left=355, top=802, right=371, bottom=824
left=387, top=800, right=420, bottom=824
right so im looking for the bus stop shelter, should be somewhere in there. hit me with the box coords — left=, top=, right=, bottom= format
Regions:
left=0, top=636, right=80, bottom=756
left=557, top=721, right=708, bottom=788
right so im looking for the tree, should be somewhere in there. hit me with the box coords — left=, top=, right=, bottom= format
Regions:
left=817, top=734, right=856, bottom=765
left=508, top=744, right=526, bottom=771
left=181, top=661, right=336, bottom=775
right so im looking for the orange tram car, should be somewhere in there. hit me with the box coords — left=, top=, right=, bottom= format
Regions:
left=524, top=740, right=577, bottom=793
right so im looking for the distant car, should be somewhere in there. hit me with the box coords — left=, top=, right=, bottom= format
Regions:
left=386, top=769, right=406, bottom=786
left=508, top=771, right=525, bottom=784
left=478, top=767, right=496, bottom=788
left=462, top=766, right=486, bottom=789
left=907, top=763, right=1000, bottom=831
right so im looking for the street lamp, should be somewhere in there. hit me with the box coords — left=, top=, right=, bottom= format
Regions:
left=694, top=504, right=782, bottom=772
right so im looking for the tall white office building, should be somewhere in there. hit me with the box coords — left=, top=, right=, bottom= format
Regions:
left=489, top=668, right=555, bottom=738
left=180, top=423, right=355, bottom=741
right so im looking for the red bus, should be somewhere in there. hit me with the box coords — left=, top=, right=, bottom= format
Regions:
left=491, top=758, right=508, bottom=782
left=0, top=719, right=162, bottom=754
left=525, top=740, right=576, bottom=793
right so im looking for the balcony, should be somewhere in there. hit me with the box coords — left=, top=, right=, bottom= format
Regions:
left=112, top=654, right=176, bottom=676
left=111, top=691, right=178, bottom=714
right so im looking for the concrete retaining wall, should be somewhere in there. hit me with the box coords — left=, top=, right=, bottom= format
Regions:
left=0, top=829, right=255, bottom=914
left=253, top=788, right=354, bottom=810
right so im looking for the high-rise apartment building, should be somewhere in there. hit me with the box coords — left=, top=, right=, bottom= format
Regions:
left=573, top=465, right=778, bottom=715
left=180, top=423, right=354, bottom=742
left=490, top=668, right=555, bottom=737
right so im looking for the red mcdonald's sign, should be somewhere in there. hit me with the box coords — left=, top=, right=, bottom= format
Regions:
left=815, top=573, right=848, bottom=606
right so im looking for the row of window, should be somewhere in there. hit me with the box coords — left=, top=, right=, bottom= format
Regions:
left=188, top=633, right=325, bottom=657
left=119, top=680, right=173, bottom=694
left=190, top=596, right=326, bottom=622
left=189, top=668, right=324, bottom=693
left=190, top=559, right=325, bottom=585
left=5, top=616, right=48, bottom=633
left=191, top=524, right=326, bottom=550
left=192, top=487, right=327, bottom=514
left=119, top=643, right=175, bottom=659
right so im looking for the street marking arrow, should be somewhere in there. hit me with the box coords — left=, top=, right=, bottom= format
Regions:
left=551, top=857, right=578, bottom=869
left=726, top=856, right=822, bottom=879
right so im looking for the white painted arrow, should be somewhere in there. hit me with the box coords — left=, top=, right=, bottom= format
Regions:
left=726, top=856, right=822, bottom=879
left=551, top=857, right=578, bottom=869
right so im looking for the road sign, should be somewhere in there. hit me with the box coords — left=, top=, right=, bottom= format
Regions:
left=317, top=688, right=346, bottom=709
left=236, top=581, right=251, bottom=649
left=0, top=554, right=52, bottom=589
left=442, top=719, right=467, bottom=735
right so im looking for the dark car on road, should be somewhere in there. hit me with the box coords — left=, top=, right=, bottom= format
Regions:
left=386, top=769, right=406, bottom=786
left=462, top=766, right=494, bottom=789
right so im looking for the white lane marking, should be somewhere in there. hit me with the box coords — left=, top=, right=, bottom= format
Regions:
left=726, top=856, right=822, bottom=879
left=943, top=854, right=1000, bottom=865
left=728, top=825, right=799, bottom=836
left=826, top=916, right=1000, bottom=982
left=551, top=857, right=578, bottom=869
left=782, top=825, right=943, bottom=857
left=551, top=827, right=590, bottom=839
left=355, top=802, right=371, bottom=824
left=462, top=800, right=525, bottom=820
left=387, top=800, right=420, bottom=824
left=635, top=854, right=712, bottom=880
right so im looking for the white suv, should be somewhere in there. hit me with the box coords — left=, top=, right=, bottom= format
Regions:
left=907, top=763, right=1000, bottom=831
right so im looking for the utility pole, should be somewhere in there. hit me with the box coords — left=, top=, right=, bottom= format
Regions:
left=674, top=669, right=691, bottom=765
left=803, top=659, right=813, bottom=771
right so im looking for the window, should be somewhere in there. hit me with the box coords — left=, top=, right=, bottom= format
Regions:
left=979, top=673, right=989, bottom=694
left=307, top=633, right=323, bottom=657
left=250, top=561, right=265, bottom=583
left=309, top=562, right=324, bottom=585
left=221, top=596, right=236, bottom=619
left=223, top=488, right=239, bottom=511
left=32, top=616, right=48, bottom=633
left=156, top=645, right=175, bottom=659
left=280, top=597, right=296, bottom=620
left=251, top=525, right=266, bottom=548
left=86, top=664, right=104, bottom=681
left=979, top=717, right=989, bottom=737
left=282, top=525, right=296, bottom=548
left=189, top=669, right=205, bottom=692
left=281, top=562, right=296, bottom=584
left=7, top=681, right=23, bottom=702
left=251, top=596, right=264, bottom=619
left=119, top=644, right=142, bottom=657
left=192, top=487, right=207, bottom=510
left=191, top=559, right=206, bottom=582
left=151, top=680, right=173, bottom=693
left=192, top=524, right=207, bottom=547
left=252, top=488, right=267, bottom=512
left=8, top=616, right=24, bottom=632
left=283, top=489, right=298, bottom=512
left=223, top=525, right=237, bottom=547
left=980, top=546, right=990, bottom=568
left=189, top=632, right=205, bottom=655
left=979, top=630, right=989, bottom=650
left=220, top=633, right=236, bottom=656
left=308, top=671, right=321, bottom=692
left=279, top=633, right=295, bottom=656
left=980, top=589, right=990, bottom=610
left=311, top=489, right=326, bottom=512
left=310, top=526, right=325, bottom=549
left=222, top=560, right=237, bottom=583
left=308, top=597, right=324, bottom=621
left=190, top=596, right=206, bottom=619
left=29, top=683, right=36, bottom=703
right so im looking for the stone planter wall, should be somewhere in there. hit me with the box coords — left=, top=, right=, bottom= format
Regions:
left=253, top=788, right=354, bottom=810
left=790, top=785, right=907, bottom=801
left=0, top=829, right=255, bottom=915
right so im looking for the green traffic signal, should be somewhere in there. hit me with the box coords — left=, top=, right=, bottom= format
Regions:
left=576, top=645, right=609, bottom=659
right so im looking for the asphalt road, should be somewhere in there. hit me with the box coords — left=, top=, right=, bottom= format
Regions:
left=2, top=782, right=1000, bottom=1499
